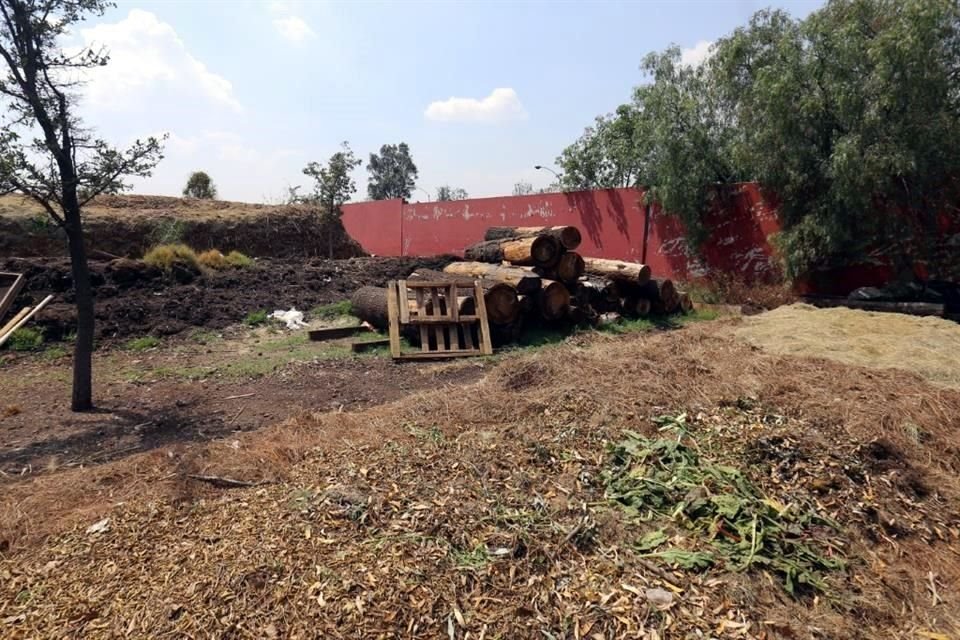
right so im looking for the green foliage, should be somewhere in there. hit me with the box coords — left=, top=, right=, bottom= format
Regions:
left=302, top=142, right=361, bottom=221
left=558, top=0, right=960, bottom=276
left=125, top=336, right=160, bottom=351
left=148, top=218, right=187, bottom=245
left=143, top=244, right=199, bottom=271
left=243, top=310, right=269, bottom=326
left=311, top=300, right=353, bottom=320
left=367, top=142, right=418, bottom=200
left=182, top=170, right=217, bottom=199
left=4, top=327, right=43, bottom=351
left=224, top=250, right=253, bottom=268
left=435, top=185, right=469, bottom=201
left=605, top=429, right=845, bottom=595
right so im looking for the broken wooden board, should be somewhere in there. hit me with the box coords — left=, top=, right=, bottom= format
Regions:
left=0, top=272, right=25, bottom=323
left=350, top=338, right=391, bottom=353
left=387, top=280, right=493, bottom=360
left=307, top=325, right=371, bottom=342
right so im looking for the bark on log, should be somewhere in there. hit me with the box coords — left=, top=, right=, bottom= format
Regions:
left=536, top=252, right=585, bottom=283
left=622, top=296, right=652, bottom=317
left=350, top=286, right=392, bottom=332
left=464, top=236, right=560, bottom=267
left=538, top=281, right=571, bottom=321
left=484, top=226, right=582, bottom=251
left=443, top=262, right=542, bottom=294
left=583, top=257, right=652, bottom=285
left=678, top=292, right=694, bottom=314
left=630, top=278, right=679, bottom=313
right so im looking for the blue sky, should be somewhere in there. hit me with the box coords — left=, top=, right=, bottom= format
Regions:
left=72, top=0, right=824, bottom=203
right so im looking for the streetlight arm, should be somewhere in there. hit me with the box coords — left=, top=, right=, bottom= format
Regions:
left=534, top=165, right=562, bottom=181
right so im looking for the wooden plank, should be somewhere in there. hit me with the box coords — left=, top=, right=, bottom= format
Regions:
left=403, top=280, right=464, bottom=289
left=386, top=281, right=402, bottom=358
left=398, top=280, right=411, bottom=323
left=415, top=288, right=429, bottom=351
left=395, top=349, right=486, bottom=361
left=0, top=272, right=25, bottom=323
left=448, top=284, right=459, bottom=321
left=474, top=281, right=493, bottom=356
left=307, top=325, right=370, bottom=342
left=461, top=322, right=475, bottom=350
left=351, top=338, right=390, bottom=353
left=0, top=306, right=31, bottom=338
left=402, top=315, right=480, bottom=325
left=0, top=295, right=54, bottom=347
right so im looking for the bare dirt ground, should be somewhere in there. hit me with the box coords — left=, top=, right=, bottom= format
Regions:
left=1, top=309, right=959, bottom=639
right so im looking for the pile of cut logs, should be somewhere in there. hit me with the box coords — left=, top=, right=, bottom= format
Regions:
left=351, top=225, right=693, bottom=347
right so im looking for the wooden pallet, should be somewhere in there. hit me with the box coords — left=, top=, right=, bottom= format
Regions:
left=386, top=279, right=493, bottom=360
left=0, top=272, right=25, bottom=323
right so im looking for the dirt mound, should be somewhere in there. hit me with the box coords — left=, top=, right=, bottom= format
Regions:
left=1, top=325, right=959, bottom=638
left=0, top=194, right=366, bottom=259
left=2, top=255, right=456, bottom=341
left=735, top=303, right=960, bottom=389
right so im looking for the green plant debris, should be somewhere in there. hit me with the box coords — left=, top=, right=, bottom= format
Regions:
left=605, top=429, right=845, bottom=595
left=311, top=300, right=353, bottom=320
left=243, top=310, right=269, bottom=326
left=4, top=327, right=43, bottom=351
left=124, top=335, right=161, bottom=351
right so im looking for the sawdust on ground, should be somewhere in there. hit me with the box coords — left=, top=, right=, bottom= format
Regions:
left=735, top=303, right=960, bottom=389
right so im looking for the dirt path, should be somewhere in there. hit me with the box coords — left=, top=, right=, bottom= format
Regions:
left=0, top=325, right=486, bottom=477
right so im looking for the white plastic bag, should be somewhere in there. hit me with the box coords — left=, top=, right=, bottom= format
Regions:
left=269, top=308, right=307, bottom=329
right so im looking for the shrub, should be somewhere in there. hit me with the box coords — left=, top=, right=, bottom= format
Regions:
left=243, top=310, right=269, bottom=326
left=143, top=243, right=199, bottom=272
left=125, top=336, right=161, bottom=351
left=197, top=249, right=229, bottom=270
left=5, top=327, right=43, bottom=351
left=225, top=250, right=253, bottom=268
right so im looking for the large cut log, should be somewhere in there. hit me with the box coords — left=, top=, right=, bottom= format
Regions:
left=538, top=281, right=571, bottom=321
left=583, top=257, right=652, bottom=285
left=484, top=226, right=582, bottom=251
left=443, top=262, right=542, bottom=294
left=621, top=296, right=652, bottom=317
left=802, top=296, right=945, bottom=317
left=628, top=278, right=679, bottom=313
left=535, top=252, right=585, bottom=284
left=464, top=236, right=560, bottom=268
left=350, top=286, right=393, bottom=332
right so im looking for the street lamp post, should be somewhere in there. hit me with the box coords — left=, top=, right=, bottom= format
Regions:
left=416, top=187, right=431, bottom=202
left=534, top=164, right=562, bottom=182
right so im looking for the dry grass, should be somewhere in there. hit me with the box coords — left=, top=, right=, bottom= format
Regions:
left=736, top=303, right=960, bottom=389
left=686, top=272, right=796, bottom=310
left=142, top=243, right=199, bottom=271
left=196, top=248, right=229, bottom=270
left=1, top=322, right=958, bottom=638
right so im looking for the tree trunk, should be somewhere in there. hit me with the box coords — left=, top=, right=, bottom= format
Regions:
left=536, top=252, right=584, bottom=283
left=443, top=262, right=542, bottom=294
left=484, top=226, right=582, bottom=251
left=583, top=257, right=652, bottom=285
left=350, top=286, right=391, bottom=331
left=537, top=280, right=571, bottom=320
left=65, top=219, right=94, bottom=411
left=463, top=236, right=560, bottom=267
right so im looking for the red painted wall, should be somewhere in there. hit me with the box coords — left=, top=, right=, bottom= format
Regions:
left=342, top=185, right=784, bottom=282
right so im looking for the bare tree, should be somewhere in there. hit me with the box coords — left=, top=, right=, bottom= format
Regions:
left=0, top=0, right=165, bottom=410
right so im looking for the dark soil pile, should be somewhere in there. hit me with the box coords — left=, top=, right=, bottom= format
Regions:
left=1, top=255, right=456, bottom=341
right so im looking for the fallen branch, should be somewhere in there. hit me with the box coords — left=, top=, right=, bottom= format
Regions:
left=187, top=474, right=266, bottom=488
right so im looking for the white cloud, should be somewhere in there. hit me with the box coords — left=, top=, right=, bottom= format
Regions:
left=680, top=40, right=714, bottom=67
left=425, top=88, right=528, bottom=124
left=273, top=16, right=316, bottom=42
left=76, top=9, right=241, bottom=112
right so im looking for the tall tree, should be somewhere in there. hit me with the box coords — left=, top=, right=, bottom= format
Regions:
left=183, top=170, right=217, bottom=199
left=436, top=185, right=468, bottom=201
left=302, top=142, right=361, bottom=257
left=367, top=142, right=418, bottom=200
left=512, top=181, right=534, bottom=196
left=0, top=0, right=164, bottom=411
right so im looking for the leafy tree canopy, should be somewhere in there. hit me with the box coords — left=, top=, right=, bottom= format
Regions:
left=436, top=185, right=469, bottom=201
left=557, top=0, right=960, bottom=276
left=302, top=142, right=361, bottom=219
left=183, top=171, right=217, bottom=199
left=367, top=142, right=418, bottom=200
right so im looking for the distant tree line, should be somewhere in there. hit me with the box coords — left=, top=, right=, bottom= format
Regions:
left=556, top=0, right=960, bottom=276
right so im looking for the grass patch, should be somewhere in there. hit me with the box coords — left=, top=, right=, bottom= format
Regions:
left=450, top=545, right=489, bottom=569
left=311, top=300, right=354, bottom=320
left=605, top=426, right=845, bottom=596
left=143, top=243, right=199, bottom=272
left=225, top=250, right=253, bottom=268
left=189, top=329, right=222, bottom=345
left=42, top=345, right=70, bottom=360
left=125, top=335, right=161, bottom=351
left=4, top=328, right=44, bottom=352
left=243, top=310, right=269, bottom=327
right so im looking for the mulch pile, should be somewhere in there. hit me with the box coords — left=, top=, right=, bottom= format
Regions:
left=2, top=320, right=959, bottom=638
left=1, top=256, right=455, bottom=341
